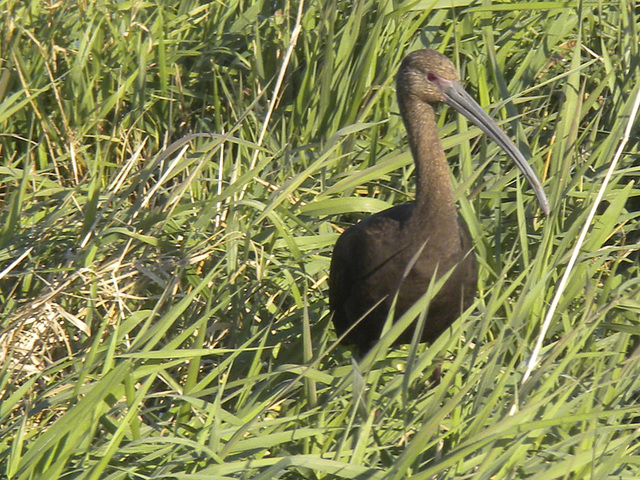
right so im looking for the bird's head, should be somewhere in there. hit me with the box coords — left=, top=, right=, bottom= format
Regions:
left=396, top=49, right=460, bottom=105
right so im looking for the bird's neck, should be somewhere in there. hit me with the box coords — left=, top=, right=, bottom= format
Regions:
left=402, top=100, right=459, bottom=228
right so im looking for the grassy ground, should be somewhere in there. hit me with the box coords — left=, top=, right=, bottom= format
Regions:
left=1, top=0, right=640, bottom=478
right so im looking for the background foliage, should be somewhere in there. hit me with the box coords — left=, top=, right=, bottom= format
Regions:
left=1, top=0, right=639, bottom=478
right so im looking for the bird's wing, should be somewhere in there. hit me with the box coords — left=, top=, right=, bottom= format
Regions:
left=328, top=228, right=359, bottom=338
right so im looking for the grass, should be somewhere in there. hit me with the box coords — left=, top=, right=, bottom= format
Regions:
left=1, top=0, right=640, bottom=478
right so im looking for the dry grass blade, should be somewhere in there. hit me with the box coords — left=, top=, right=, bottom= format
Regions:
left=520, top=82, right=640, bottom=389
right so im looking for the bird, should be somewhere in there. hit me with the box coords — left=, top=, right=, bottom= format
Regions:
left=329, top=49, right=550, bottom=354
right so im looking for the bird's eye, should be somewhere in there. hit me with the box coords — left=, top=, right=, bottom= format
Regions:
left=427, top=72, right=438, bottom=82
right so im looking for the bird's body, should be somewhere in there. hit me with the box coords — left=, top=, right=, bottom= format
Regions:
left=329, top=49, right=549, bottom=353
left=330, top=204, right=476, bottom=350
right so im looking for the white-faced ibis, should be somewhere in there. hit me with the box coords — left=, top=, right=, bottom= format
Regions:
left=329, top=49, right=550, bottom=353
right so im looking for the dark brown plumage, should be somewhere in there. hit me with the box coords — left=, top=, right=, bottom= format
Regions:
left=329, top=49, right=549, bottom=353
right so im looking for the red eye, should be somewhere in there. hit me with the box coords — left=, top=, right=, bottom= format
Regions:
left=427, top=72, right=438, bottom=82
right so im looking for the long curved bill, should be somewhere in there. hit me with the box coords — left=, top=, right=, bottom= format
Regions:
left=442, top=80, right=550, bottom=215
